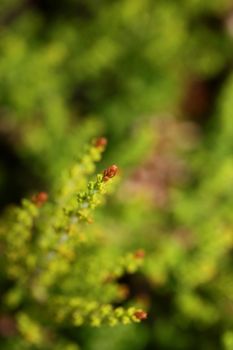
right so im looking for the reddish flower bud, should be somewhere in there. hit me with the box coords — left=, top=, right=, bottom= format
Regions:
left=37, top=192, right=48, bottom=202
left=134, top=310, right=148, bottom=321
left=102, top=165, right=118, bottom=182
left=94, top=137, right=108, bottom=148
left=134, top=249, right=145, bottom=259
left=32, top=192, right=48, bottom=207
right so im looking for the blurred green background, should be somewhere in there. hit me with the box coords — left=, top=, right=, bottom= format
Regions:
left=0, top=0, right=233, bottom=349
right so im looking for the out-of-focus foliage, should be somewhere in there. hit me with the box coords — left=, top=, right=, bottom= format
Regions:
left=0, top=0, right=233, bottom=349
left=108, top=116, right=233, bottom=350
left=0, top=0, right=232, bottom=205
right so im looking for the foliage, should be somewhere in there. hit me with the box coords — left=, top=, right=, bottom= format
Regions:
left=0, top=1, right=233, bottom=350
left=91, top=113, right=233, bottom=350
left=0, top=0, right=233, bottom=205
left=0, top=141, right=146, bottom=349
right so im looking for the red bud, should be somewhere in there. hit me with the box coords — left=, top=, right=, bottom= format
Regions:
left=134, top=310, right=148, bottom=321
left=95, top=137, right=108, bottom=148
left=102, top=165, right=118, bottom=182
left=32, top=192, right=48, bottom=207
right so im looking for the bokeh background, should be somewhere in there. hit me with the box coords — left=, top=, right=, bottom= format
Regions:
left=0, top=1, right=233, bottom=349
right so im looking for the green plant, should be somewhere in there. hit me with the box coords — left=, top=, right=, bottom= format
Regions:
left=0, top=140, right=146, bottom=350
left=1, top=0, right=232, bottom=207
